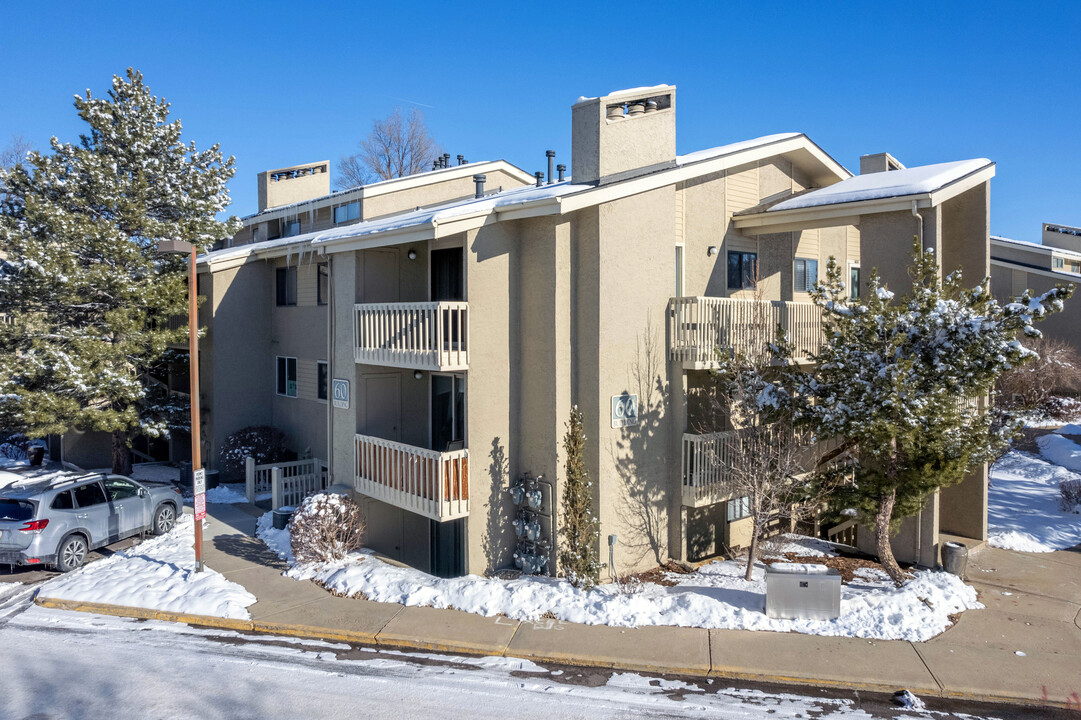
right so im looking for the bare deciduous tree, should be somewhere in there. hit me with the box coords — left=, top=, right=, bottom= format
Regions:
left=335, top=108, right=440, bottom=189
left=0, top=135, right=33, bottom=170
left=709, top=287, right=841, bottom=580
left=995, top=336, right=1081, bottom=412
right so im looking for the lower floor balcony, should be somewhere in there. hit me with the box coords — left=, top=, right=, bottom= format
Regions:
left=354, top=433, right=469, bottom=522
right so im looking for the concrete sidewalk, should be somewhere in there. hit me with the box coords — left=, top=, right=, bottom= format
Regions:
left=39, top=502, right=1081, bottom=710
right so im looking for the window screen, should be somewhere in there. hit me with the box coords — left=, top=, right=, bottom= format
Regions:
left=727, top=251, right=757, bottom=290
left=317, top=264, right=329, bottom=306
left=849, top=265, right=861, bottom=300
left=276, top=356, right=297, bottom=397
left=317, top=361, right=328, bottom=400
left=794, top=258, right=818, bottom=293
left=727, top=496, right=751, bottom=522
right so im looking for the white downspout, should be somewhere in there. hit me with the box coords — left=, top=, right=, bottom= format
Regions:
left=323, top=248, right=334, bottom=483
left=912, top=200, right=925, bottom=251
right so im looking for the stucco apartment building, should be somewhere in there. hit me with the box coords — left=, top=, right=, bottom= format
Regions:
left=194, top=85, right=996, bottom=578
left=990, top=223, right=1081, bottom=350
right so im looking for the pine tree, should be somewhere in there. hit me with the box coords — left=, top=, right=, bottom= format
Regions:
left=559, top=406, right=603, bottom=589
left=0, top=69, right=241, bottom=473
left=779, top=241, right=1072, bottom=585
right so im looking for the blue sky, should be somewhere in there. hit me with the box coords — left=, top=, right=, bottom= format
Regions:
left=2, top=1, right=1077, bottom=241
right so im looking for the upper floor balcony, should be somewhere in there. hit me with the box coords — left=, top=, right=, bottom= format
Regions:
left=354, top=301, right=468, bottom=372
left=668, top=297, right=822, bottom=368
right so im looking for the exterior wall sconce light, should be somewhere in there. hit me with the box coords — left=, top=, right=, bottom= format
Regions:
left=407, top=249, right=417, bottom=260
left=414, top=370, right=423, bottom=380
left=707, top=246, right=719, bottom=256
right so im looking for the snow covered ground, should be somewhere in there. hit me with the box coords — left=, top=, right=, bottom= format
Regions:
left=258, top=516, right=979, bottom=642
left=988, top=450, right=1081, bottom=552
left=37, top=514, right=256, bottom=619
left=0, top=600, right=1005, bottom=720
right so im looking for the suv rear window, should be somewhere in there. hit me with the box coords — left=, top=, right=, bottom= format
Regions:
left=0, top=499, right=35, bottom=521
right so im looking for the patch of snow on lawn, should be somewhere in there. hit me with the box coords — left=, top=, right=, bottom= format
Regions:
left=39, top=515, right=256, bottom=619
left=256, top=515, right=978, bottom=642
left=1037, top=433, right=1081, bottom=473
left=988, top=451, right=1081, bottom=552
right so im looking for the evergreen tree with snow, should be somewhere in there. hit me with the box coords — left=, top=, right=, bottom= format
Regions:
left=778, top=241, right=1071, bottom=585
left=0, top=69, right=240, bottom=473
left=559, top=406, right=603, bottom=590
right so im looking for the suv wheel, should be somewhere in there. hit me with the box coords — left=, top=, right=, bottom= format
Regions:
left=56, top=534, right=88, bottom=573
left=152, top=503, right=176, bottom=536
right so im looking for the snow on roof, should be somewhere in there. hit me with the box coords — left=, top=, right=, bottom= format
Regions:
left=768, top=158, right=992, bottom=212
left=992, top=235, right=1081, bottom=261
left=240, top=160, right=511, bottom=221
left=676, top=133, right=803, bottom=167
left=574, top=84, right=672, bottom=105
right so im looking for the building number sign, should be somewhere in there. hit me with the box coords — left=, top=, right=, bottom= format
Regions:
left=332, top=378, right=350, bottom=409
left=611, top=393, right=639, bottom=429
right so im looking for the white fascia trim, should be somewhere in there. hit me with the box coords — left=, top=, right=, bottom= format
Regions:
left=734, top=195, right=934, bottom=230
left=556, top=135, right=848, bottom=215
left=926, top=163, right=996, bottom=206
left=991, top=259, right=1081, bottom=282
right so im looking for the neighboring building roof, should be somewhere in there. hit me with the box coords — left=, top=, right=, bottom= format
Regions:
left=992, top=235, right=1081, bottom=261
left=240, top=160, right=536, bottom=224
left=202, top=132, right=850, bottom=267
left=990, top=235, right=1081, bottom=280
left=767, top=158, right=992, bottom=212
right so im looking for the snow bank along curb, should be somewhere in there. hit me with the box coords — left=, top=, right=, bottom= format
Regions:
left=36, top=515, right=256, bottom=619
left=258, top=513, right=980, bottom=643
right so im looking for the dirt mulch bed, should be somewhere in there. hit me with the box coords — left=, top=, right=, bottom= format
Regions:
left=762, top=552, right=908, bottom=583
left=624, top=559, right=694, bottom=588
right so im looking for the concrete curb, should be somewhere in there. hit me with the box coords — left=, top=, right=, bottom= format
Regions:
left=32, top=595, right=1070, bottom=710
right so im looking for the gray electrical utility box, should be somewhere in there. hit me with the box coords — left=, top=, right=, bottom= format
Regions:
left=764, top=563, right=842, bottom=620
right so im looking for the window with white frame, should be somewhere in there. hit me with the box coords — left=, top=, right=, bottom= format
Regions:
left=675, top=245, right=684, bottom=297
left=727, top=251, right=757, bottom=290
left=727, top=496, right=751, bottom=522
left=794, top=258, right=819, bottom=293
left=317, top=361, right=328, bottom=400
left=317, top=263, right=329, bottom=305
left=276, top=267, right=297, bottom=306
left=276, top=356, right=297, bottom=397
left=849, top=264, right=861, bottom=300
left=1053, top=256, right=1065, bottom=269
left=333, top=202, right=360, bottom=224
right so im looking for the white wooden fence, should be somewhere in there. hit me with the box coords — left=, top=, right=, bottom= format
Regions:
left=669, top=297, right=822, bottom=365
left=354, top=434, right=469, bottom=522
left=354, top=301, right=468, bottom=371
left=245, top=456, right=328, bottom=509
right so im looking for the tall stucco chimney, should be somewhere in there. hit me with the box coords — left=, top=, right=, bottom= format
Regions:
left=571, top=85, right=676, bottom=185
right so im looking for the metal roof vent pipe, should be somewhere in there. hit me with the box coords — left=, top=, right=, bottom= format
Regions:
left=627, top=100, right=646, bottom=116
left=473, top=174, right=486, bottom=198
left=534, top=171, right=544, bottom=187
left=606, top=104, right=625, bottom=120
left=557, top=164, right=566, bottom=182
left=443, top=153, right=451, bottom=168
left=546, top=150, right=556, bottom=184
left=645, top=99, right=658, bottom=113
left=457, top=154, right=464, bottom=166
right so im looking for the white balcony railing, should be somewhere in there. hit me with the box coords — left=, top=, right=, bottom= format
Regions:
left=354, top=434, right=469, bottom=522
left=680, top=430, right=852, bottom=508
left=354, top=301, right=468, bottom=371
left=669, top=297, right=822, bottom=367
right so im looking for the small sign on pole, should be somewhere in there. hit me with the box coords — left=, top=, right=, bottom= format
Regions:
left=194, top=492, right=206, bottom=522
left=332, top=378, right=350, bottom=409
left=611, top=393, right=639, bottom=428
left=193, top=468, right=206, bottom=495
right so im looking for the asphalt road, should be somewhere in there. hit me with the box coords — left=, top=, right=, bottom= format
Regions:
left=0, top=586, right=1073, bottom=720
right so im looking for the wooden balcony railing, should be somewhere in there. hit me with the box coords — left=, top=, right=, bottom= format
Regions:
left=354, top=434, right=468, bottom=522
left=669, top=297, right=822, bottom=367
left=354, top=301, right=468, bottom=371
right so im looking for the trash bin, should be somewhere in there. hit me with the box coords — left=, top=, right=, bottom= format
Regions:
left=204, top=469, right=220, bottom=490
left=272, top=507, right=295, bottom=530
left=765, top=563, right=842, bottom=620
left=27, top=445, right=45, bottom=466
left=941, top=541, right=968, bottom=579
